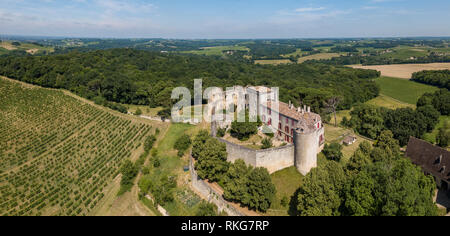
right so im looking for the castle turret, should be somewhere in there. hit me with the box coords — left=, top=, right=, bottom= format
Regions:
left=294, top=120, right=318, bottom=175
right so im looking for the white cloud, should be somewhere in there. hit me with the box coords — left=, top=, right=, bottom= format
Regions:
left=295, top=7, right=325, bottom=13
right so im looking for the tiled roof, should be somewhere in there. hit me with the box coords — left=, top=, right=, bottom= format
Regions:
left=405, top=137, right=450, bottom=183
left=265, top=101, right=321, bottom=131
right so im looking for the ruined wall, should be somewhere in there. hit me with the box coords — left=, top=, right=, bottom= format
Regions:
left=216, top=138, right=295, bottom=174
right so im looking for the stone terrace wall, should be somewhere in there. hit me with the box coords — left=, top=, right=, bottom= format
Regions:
left=216, top=138, right=295, bottom=174
left=189, top=157, right=245, bottom=216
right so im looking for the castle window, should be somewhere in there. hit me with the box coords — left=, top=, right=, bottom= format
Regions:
left=286, top=117, right=289, bottom=123
left=262, top=115, right=266, bottom=122
left=268, top=109, right=272, bottom=115
left=285, top=126, right=289, bottom=134
left=279, top=123, right=282, bottom=130
left=291, top=129, right=294, bottom=136
left=292, top=120, right=295, bottom=126
left=268, top=118, right=272, bottom=126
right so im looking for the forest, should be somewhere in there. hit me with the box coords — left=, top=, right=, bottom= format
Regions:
left=412, top=70, right=450, bottom=89
left=0, top=48, right=380, bottom=113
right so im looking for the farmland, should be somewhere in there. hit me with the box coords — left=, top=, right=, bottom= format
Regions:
left=0, top=41, right=54, bottom=55
left=375, top=76, right=439, bottom=104
left=181, top=45, right=249, bottom=56
left=254, top=59, right=292, bottom=65
left=0, top=77, right=163, bottom=216
left=350, top=63, right=450, bottom=79
left=296, top=53, right=344, bottom=63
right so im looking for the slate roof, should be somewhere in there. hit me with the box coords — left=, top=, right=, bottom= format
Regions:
left=405, top=137, right=450, bottom=183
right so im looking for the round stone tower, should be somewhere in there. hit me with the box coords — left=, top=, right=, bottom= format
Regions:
left=294, top=123, right=318, bottom=176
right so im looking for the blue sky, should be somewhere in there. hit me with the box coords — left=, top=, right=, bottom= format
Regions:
left=0, top=0, right=449, bottom=38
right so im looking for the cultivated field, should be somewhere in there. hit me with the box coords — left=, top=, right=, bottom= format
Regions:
left=0, top=77, right=163, bottom=216
left=350, top=63, right=450, bottom=79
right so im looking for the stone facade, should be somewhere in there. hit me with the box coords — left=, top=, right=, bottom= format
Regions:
left=210, top=85, right=325, bottom=175
left=217, top=138, right=295, bottom=174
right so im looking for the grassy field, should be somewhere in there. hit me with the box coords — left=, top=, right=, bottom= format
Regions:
left=181, top=45, right=249, bottom=56
left=375, top=76, right=439, bottom=104
left=139, top=123, right=206, bottom=216
left=366, top=94, right=416, bottom=110
left=254, top=59, right=292, bottom=65
left=324, top=124, right=374, bottom=163
left=126, top=105, right=163, bottom=117
left=267, top=167, right=303, bottom=216
left=297, top=53, right=343, bottom=63
left=0, top=77, right=165, bottom=216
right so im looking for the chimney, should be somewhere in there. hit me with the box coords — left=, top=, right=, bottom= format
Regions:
left=304, top=105, right=307, bottom=112
left=307, top=106, right=311, bottom=113
left=297, top=107, right=301, bottom=113
left=441, top=166, right=446, bottom=174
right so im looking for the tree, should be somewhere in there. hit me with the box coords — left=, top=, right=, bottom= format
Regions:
left=192, top=130, right=211, bottom=160
left=135, top=108, right=143, bottom=116
left=324, top=97, right=341, bottom=127
left=158, top=108, right=171, bottom=120
left=347, top=141, right=373, bottom=173
left=437, top=120, right=450, bottom=148
left=261, top=138, right=273, bottom=149
left=230, top=111, right=259, bottom=141
left=245, top=167, right=276, bottom=212
left=343, top=171, right=376, bottom=216
left=195, top=138, right=229, bottom=182
left=366, top=159, right=437, bottom=216
left=322, top=143, right=343, bottom=162
left=119, top=160, right=139, bottom=194
left=174, top=134, right=192, bottom=157
left=349, top=104, right=384, bottom=139
left=383, top=108, right=427, bottom=146
left=223, top=160, right=252, bottom=204
left=296, top=161, right=346, bottom=216
left=144, top=135, right=157, bottom=152
left=416, top=105, right=440, bottom=132
left=373, top=130, right=400, bottom=159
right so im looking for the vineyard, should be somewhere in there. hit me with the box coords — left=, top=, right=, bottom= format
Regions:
left=0, top=78, right=159, bottom=216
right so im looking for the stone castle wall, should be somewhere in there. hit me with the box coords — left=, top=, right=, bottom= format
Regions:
left=189, top=157, right=245, bottom=216
left=216, top=138, right=295, bottom=174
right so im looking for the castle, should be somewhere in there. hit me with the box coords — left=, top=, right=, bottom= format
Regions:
left=209, top=86, right=325, bottom=175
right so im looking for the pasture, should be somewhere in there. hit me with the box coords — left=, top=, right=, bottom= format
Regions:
left=0, top=77, right=164, bottom=216
left=297, top=53, right=343, bottom=63
left=375, top=76, right=439, bottom=104
left=350, top=63, right=450, bottom=79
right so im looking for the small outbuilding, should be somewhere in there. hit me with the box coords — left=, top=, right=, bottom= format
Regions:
left=343, top=135, right=357, bottom=146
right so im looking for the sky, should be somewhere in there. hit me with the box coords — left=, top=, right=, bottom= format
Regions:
left=0, top=0, right=449, bottom=39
